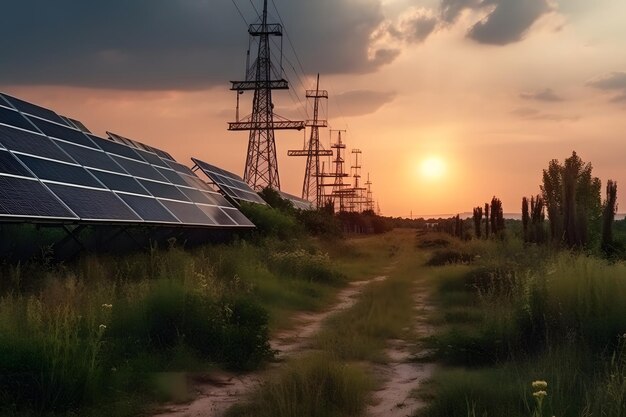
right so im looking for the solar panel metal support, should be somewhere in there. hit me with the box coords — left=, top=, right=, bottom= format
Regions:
left=51, top=224, right=88, bottom=258
left=228, top=0, right=304, bottom=191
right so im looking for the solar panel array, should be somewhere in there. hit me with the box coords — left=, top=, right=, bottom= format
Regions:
left=191, top=157, right=268, bottom=205
left=0, top=92, right=254, bottom=228
left=279, top=191, right=314, bottom=211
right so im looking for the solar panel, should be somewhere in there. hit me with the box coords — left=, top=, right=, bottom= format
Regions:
left=191, top=158, right=268, bottom=206
left=0, top=92, right=255, bottom=230
left=0, top=150, right=33, bottom=177
left=0, top=176, right=76, bottom=219
left=27, top=117, right=96, bottom=148
left=17, top=155, right=104, bottom=188
left=0, top=106, right=38, bottom=132
left=56, top=142, right=124, bottom=172
left=278, top=191, right=314, bottom=211
left=116, top=193, right=179, bottom=224
left=197, top=205, right=237, bottom=226
left=88, top=170, right=149, bottom=195
left=1, top=93, right=69, bottom=126
left=159, top=200, right=215, bottom=226
left=111, top=156, right=168, bottom=182
left=138, top=179, right=190, bottom=201
left=0, top=125, right=75, bottom=163
left=61, top=116, right=92, bottom=134
left=47, top=183, right=141, bottom=222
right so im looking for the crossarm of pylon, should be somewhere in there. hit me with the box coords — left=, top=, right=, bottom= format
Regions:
left=249, top=23, right=283, bottom=36
left=305, top=120, right=328, bottom=127
left=228, top=121, right=305, bottom=131
left=305, top=90, right=329, bottom=99
left=230, top=80, right=289, bottom=90
left=287, top=149, right=333, bottom=157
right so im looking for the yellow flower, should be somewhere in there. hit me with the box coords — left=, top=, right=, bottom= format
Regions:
left=532, top=380, right=548, bottom=390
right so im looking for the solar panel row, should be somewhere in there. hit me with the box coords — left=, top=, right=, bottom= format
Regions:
left=191, top=157, right=268, bottom=205
left=0, top=93, right=254, bottom=228
left=279, top=191, right=314, bottom=211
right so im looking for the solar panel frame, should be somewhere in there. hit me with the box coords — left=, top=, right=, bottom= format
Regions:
left=278, top=190, right=314, bottom=211
left=116, top=193, right=180, bottom=224
left=27, top=117, right=97, bottom=148
left=0, top=150, right=34, bottom=178
left=88, top=169, right=150, bottom=196
left=158, top=200, right=215, bottom=226
left=56, top=141, right=125, bottom=173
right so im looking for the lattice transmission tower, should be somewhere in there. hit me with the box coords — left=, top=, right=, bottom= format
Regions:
left=228, top=0, right=304, bottom=190
left=320, top=130, right=352, bottom=212
left=350, top=149, right=367, bottom=212
left=288, top=74, right=332, bottom=208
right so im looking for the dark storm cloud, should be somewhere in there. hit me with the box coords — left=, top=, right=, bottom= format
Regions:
left=587, top=72, right=626, bottom=103
left=520, top=88, right=564, bottom=102
left=0, top=0, right=388, bottom=90
left=440, top=0, right=552, bottom=45
left=334, top=90, right=396, bottom=117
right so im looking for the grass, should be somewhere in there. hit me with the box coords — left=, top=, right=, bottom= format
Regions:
left=0, top=236, right=348, bottom=417
left=417, top=232, right=626, bottom=417
left=229, top=229, right=427, bottom=416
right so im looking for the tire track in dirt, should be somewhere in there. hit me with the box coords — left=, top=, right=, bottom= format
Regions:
left=152, top=274, right=390, bottom=417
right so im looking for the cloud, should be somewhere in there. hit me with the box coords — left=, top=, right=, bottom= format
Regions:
left=439, top=0, right=552, bottom=45
left=0, top=0, right=390, bottom=90
left=511, top=107, right=579, bottom=122
left=393, top=9, right=439, bottom=44
left=587, top=72, right=626, bottom=103
left=334, top=90, right=396, bottom=117
left=520, top=88, right=564, bottom=102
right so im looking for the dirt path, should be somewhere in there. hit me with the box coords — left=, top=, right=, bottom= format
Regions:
left=152, top=274, right=390, bottom=417
left=366, top=287, right=437, bottom=417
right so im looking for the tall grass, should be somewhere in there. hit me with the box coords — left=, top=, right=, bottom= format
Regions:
left=420, top=233, right=626, bottom=417
left=0, top=237, right=345, bottom=416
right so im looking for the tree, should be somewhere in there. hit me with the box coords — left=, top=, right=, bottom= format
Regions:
left=522, top=197, right=530, bottom=241
left=484, top=203, right=490, bottom=239
left=601, top=180, right=618, bottom=254
left=541, top=152, right=601, bottom=248
left=473, top=206, right=483, bottom=239
left=529, top=195, right=546, bottom=243
left=490, top=197, right=504, bottom=236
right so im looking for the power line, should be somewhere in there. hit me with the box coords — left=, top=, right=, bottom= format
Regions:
left=230, top=0, right=249, bottom=26
left=248, top=0, right=261, bottom=20
left=270, top=0, right=308, bottom=80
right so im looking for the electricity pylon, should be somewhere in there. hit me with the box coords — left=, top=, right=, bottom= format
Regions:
left=228, top=0, right=304, bottom=190
left=288, top=74, right=332, bottom=208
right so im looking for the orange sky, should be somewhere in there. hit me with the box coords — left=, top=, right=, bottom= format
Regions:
left=2, top=0, right=626, bottom=217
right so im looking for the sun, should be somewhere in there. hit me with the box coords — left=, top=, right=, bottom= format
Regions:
left=420, top=156, right=446, bottom=180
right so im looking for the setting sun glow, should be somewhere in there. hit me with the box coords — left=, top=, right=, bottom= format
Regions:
left=420, top=156, right=446, bottom=180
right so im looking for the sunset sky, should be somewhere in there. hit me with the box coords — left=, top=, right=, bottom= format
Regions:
left=1, top=0, right=625, bottom=217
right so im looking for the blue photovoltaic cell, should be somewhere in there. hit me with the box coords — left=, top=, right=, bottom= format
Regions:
left=159, top=200, right=214, bottom=225
left=88, top=169, right=149, bottom=195
left=116, top=193, right=179, bottom=223
left=47, top=183, right=141, bottom=221
left=0, top=176, right=75, bottom=219
left=198, top=205, right=237, bottom=226
left=135, top=149, right=168, bottom=168
left=27, top=117, right=95, bottom=148
left=0, top=125, right=74, bottom=163
left=112, top=156, right=167, bottom=182
left=0, top=106, right=38, bottom=132
left=222, top=208, right=254, bottom=226
left=91, top=136, right=143, bottom=160
left=183, top=175, right=213, bottom=192
left=0, top=150, right=33, bottom=177
left=18, top=155, right=103, bottom=188
left=156, top=167, right=188, bottom=186
left=177, top=187, right=212, bottom=204
left=56, top=142, right=124, bottom=172
left=1, top=94, right=69, bottom=126
left=139, top=179, right=189, bottom=201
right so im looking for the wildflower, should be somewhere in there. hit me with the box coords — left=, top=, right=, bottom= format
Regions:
left=111, top=367, right=117, bottom=372
left=533, top=391, right=548, bottom=398
left=99, top=324, right=107, bottom=331
left=532, top=380, right=548, bottom=390
left=101, top=303, right=113, bottom=309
